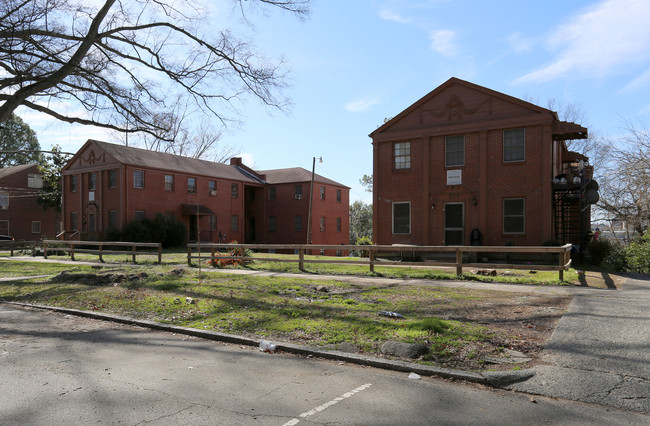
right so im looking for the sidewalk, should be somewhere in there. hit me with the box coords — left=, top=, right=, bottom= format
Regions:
left=500, top=275, right=650, bottom=413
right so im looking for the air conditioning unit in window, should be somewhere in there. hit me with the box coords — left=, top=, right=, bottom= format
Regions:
left=209, top=190, right=217, bottom=196
left=294, top=194, right=302, bottom=200
left=0, top=205, right=7, bottom=210
left=320, top=227, right=325, bottom=232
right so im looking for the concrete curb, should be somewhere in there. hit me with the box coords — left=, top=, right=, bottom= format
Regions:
left=3, top=301, right=487, bottom=384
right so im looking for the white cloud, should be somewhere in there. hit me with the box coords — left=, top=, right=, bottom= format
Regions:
left=507, top=32, right=533, bottom=53
left=379, top=8, right=411, bottom=24
left=429, top=29, right=456, bottom=56
left=345, top=96, right=382, bottom=113
left=620, top=67, right=650, bottom=92
left=516, top=0, right=650, bottom=84
left=239, top=153, right=256, bottom=168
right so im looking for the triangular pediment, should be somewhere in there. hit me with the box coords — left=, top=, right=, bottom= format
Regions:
left=62, top=140, right=121, bottom=172
left=371, top=77, right=553, bottom=137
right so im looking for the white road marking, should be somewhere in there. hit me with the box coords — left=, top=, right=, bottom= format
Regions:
left=282, top=383, right=372, bottom=426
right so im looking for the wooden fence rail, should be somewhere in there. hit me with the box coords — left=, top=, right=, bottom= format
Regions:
left=0, top=240, right=36, bottom=256
left=42, top=240, right=162, bottom=264
left=187, top=243, right=573, bottom=280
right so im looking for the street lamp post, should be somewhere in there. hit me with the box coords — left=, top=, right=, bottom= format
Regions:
left=306, top=156, right=322, bottom=245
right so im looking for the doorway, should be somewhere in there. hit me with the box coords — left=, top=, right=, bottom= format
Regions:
left=444, top=203, right=464, bottom=245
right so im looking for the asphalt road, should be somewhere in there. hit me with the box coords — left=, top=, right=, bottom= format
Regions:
left=1, top=304, right=648, bottom=425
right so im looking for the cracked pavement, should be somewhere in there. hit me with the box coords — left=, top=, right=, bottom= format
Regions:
left=501, top=275, right=650, bottom=414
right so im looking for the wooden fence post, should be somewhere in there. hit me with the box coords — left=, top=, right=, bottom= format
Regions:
left=132, top=245, right=137, bottom=264
left=99, top=243, right=104, bottom=263
left=44, top=241, right=48, bottom=259
left=158, top=244, right=162, bottom=264
left=369, top=248, right=375, bottom=273
left=70, top=243, right=75, bottom=261
left=299, top=248, right=305, bottom=271
left=456, top=248, right=463, bottom=276
left=187, top=245, right=192, bottom=266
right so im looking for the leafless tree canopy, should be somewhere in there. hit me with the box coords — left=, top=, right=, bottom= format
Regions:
left=0, top=0, right=309, bottom=139
left=597, top=119, right=650, bottom=235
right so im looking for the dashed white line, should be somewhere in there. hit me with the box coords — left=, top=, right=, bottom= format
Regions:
left=282, top=383, right=372, bottom=426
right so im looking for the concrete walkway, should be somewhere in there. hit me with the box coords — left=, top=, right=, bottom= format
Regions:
left=500, top=275, right=650, bottom=413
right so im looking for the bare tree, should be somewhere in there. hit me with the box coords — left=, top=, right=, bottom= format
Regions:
left=596, top=118, right=650, bottom=236
left=0, top=0, right=310, bottom=139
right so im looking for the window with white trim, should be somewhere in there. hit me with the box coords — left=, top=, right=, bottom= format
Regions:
left=394, top=142, right=411, bottom=170
left=504, top=129, right=525, bottom=162
left=134, top=170, right=144, bottom=188
left=28, top=173, right=43, bottom=188
left=445, top=135, right=465, bottom=167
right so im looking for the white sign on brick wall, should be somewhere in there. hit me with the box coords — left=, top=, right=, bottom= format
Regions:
left=447, top=169, right=462, bottom=185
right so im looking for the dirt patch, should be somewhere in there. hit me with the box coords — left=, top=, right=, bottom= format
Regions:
left=430, top=293, right=573, bottom=371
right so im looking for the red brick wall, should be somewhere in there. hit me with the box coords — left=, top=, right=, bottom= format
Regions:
left=0, top=165, right=58, bottom=240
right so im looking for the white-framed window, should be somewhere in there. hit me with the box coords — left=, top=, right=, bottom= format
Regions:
left=503, top=198, right=525, bottom=234
left=0, top=192, right=8, bottom=210
left=392, top=202, right=411, bottom=234
left=336, top=217, right=341, bottom=232
left=209, top=180, right=217, bottom=195
left=165, top=175, right=174, bottom=192
left=188, top=177, right=197, bottom=193
left=27, top=173, right=43, bottom=188
left=394, top=142, right=411, bottom=170
left=445, top=135, right=465, bottom=167
left=134, top=170, right=144, bottom=188
left=231, top=183, right=238, bottom=198
left=320, top=216, right=325, bottom=231
left=336, top=189, right=341, bottom=202
left=320, top=186, right=326, bottom=200
left=269, top=187, right=276, bottom=201
left=504, top=128, right=525, bottom=162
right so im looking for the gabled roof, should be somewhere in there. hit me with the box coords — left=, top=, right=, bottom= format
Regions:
left=370, top=77, right=586, bottom=140
left=66, top=140, right=263, bottom=183
left=260, top=167, right=349, bottom=188
left=0, top=163, right=36, bottom=179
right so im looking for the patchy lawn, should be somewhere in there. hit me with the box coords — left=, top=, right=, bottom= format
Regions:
left=0, top=260, right=580, bottom=371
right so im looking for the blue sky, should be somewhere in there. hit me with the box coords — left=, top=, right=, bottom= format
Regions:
left=21, top=0, right=650, bottom=204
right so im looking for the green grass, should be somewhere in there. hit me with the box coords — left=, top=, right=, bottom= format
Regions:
left=0, top=260, right=507, bottom=368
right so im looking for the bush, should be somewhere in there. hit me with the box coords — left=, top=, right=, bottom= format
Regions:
left=625, top=234, right=650, bottom=273
left=120, top=214, right=187, bottom=248
left=603, top=240, right=628, bottom=272
left=353, top=236, right=372, bottom=257
left=588, top=239, right=611, bottom=266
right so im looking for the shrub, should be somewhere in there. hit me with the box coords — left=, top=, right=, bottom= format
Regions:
left=353, top=236, right=372, bottom=258
left=120, top=214, right=186, bottom=248
left=625, top=234, right=650, bottom=274
left=603, top=240, right=628, bottom=272
left=588, top=239, right=611, bottom=266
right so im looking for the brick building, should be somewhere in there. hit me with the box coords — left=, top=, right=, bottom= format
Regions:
left=370, top=77, right=594, bottom=247
left=0, top=163, right=59, bottom=240
left=61, top=140, right=349, bottom=252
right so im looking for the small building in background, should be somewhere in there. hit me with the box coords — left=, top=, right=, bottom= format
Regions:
left=0, top=163, right=59, bottom=240
left=60, top=140, right=349, bottom=254
left=370, top=77, right=595, bottom=248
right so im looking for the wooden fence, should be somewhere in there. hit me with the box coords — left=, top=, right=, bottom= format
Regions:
left=42, top=240, right=162, bottom=264
left=0, top=240, right=36, bottom=256
left=187, top=243, right=573, bottom=280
